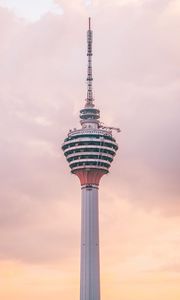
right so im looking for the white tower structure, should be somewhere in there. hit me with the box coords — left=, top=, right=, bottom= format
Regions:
left=62, top=18, right=119, bottom=300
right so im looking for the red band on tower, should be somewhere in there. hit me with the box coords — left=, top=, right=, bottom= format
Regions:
left=74, top=169, right=106, bottom=186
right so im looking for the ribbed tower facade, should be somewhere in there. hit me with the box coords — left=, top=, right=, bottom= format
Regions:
left=62, top=18, right=119, bottom=300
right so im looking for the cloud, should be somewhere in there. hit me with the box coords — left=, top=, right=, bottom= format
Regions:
left=0, top=0, right=63, bottom=22
left=142, top=0, right=172, bottom=11
left=0, top=0, right=179, bottom=270
left=160, top=263, right=180, bottom=273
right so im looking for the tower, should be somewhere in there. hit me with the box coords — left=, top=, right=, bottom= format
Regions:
left=62, top=18, right=119, bottom=300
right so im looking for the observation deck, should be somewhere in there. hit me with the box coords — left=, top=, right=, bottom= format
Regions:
left=62, top=128, right=118, bottom=175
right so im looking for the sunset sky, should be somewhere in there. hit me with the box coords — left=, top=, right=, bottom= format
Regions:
left=0, top=0, right=180, bottom=299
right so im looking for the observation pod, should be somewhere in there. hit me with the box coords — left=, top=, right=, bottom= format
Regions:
left=62, top=18, right=119, bottom=300
left=62, top=128, right=118, bottom=185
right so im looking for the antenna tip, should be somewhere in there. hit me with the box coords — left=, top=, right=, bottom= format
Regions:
left=89, top=17, right=91, bottom=30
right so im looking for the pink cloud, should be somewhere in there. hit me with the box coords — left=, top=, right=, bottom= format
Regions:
left=0, top=2, right=180, bottom=299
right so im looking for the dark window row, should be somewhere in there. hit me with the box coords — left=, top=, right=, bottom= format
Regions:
left=62, top=141, right=118, bottom=151
left=70, top=161, right=110, bottom=169
left=67, top=155, right=113, bottom=163
left=80, top=108, right=99, bottom=113
left=80, top=115, right=99, bottom=120
left=65, top=147, right=115, bottom=157
left=63, top=142, right=116, bottom=151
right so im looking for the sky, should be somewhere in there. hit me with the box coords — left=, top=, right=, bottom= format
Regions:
left=0, top=0, right=180, bottom=299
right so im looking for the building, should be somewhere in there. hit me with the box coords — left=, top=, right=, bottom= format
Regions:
left=62, top=18, right=119, bottom=300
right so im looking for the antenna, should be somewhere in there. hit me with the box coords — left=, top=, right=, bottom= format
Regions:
left=89, top=17, right=91, bottom=30
left=86, top=17, right=94, bottom=107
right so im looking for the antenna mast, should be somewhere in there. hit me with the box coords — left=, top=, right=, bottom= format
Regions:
left=86, top=17, right=94, bottom=107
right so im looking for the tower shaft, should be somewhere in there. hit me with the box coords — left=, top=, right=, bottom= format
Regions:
left=80, top=185, right=100, bottom=300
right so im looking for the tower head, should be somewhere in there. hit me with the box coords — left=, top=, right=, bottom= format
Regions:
left=62, top=19, right=119, bottom=186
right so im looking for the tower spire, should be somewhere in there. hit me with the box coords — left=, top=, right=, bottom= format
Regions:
left=86, top=17, right=94, bottom=107
left=89, top=16, right=91, bottom=30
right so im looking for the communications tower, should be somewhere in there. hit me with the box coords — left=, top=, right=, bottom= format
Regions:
left=62, top=18, right=119, bottom=300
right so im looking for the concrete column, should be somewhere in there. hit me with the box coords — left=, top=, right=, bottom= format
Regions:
left=80, top=184, right=100, bottom=300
